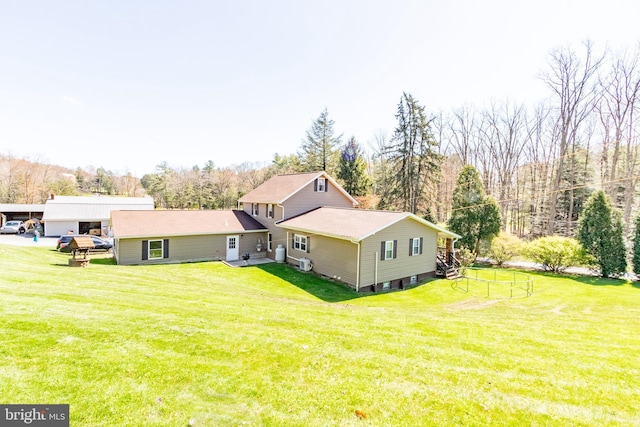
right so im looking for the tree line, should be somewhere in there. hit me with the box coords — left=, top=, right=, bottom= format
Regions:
left=2, top=40, right=640, bottom=261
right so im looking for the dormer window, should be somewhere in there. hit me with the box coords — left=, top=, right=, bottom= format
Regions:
left=315, top=177, right=326, bottom=192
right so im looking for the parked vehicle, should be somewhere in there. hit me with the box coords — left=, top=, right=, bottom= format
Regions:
left=57, top=235, right=113, bottom=252
left=0, top=220, right=26, bottom=234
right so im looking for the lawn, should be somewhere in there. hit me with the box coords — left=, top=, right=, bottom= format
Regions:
left=1, top=244, right=639, bottom=426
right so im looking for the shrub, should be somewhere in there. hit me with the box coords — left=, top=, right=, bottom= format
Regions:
left=490, top=232, right=524, bottom=266
left=523, top=236, right=591, bottom=273
left=634, top=214, right=640, bottom=276
left=456, top=247, right=476, bottom=275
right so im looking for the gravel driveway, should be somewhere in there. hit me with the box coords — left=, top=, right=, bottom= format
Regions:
left=0, top=234, right=58, bottom=247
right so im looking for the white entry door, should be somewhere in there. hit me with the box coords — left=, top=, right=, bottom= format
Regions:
left=226, top=235, right=239, bottom=261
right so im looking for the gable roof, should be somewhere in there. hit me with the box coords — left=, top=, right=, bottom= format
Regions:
left=237, top=171, right=358, bottom=206
left=277, top=207, right=461, bottom=242
left=42, top=196, right=154, bottom=221
left=111, top=210, right=267, bottom=239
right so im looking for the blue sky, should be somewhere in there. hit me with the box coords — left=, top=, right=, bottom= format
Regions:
left=1, top=0, right=639, bottom=177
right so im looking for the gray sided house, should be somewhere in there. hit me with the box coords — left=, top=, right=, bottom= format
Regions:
left=237, top=171, right=358, bottom=258
left=108, top=171, right=461, bottom=292
left=42, top=195, right=154, bottom=237
left=111, top=210, right=268, bottom=265
left=277, top=207, right=460, bottom=292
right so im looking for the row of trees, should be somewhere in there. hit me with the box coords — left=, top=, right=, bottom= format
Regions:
left=2, top=40, right=639, bottom=274
left=433, top=41, right=640, bottom=242
left=495, top=190, right=640, bottom=278
left=0, top=156, right=145, bottom=202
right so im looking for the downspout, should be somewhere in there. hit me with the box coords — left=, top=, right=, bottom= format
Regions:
left=451, top=237, right=459, bottom=261
left=285, top=230, right=302, bottom=263
left=355, top=241, right=360, bottom=292
left=374, top=251, right=379, bottom=289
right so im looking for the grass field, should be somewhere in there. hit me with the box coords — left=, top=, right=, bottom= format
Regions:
left=1, top=244, right=639, bottom=426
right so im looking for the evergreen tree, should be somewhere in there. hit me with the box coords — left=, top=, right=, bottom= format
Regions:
left=447, top=165, right=501, bottom=254
left=299, top=108, right=342, bottom=173
left=385, top=92, right=443, bottom=214
left=270, top=153, right=302, bottom=176
left=337, top=137, right=371, bottom=197
left=576, top=190, right=627, bottom=277
left=633, top=214, right=640, bottom=275
left=423, top=207, right=436, bottom=223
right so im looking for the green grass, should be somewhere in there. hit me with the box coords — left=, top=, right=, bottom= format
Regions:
left=1, top=244, right=640, bottom=426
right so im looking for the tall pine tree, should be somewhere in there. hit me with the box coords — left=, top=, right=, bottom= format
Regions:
left=576, top=190, right=627, bottom=277
left=299, top=108, right=342, bottom=174
left=447, top=165, right=501, bottom=254
left=337, top=137, right=371, bottom=197
left=384, top=93, right=443, bottom=214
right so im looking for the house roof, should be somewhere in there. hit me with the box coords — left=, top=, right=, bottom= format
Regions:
left=237, top=171, right=358, bottom=206
left=111, top=210, right=267, bottom=239
left=0, top=203, right=46, bottom=213
left=42, top=196, right=154, bottom=221
left=277, top=207, right=461, bottom=242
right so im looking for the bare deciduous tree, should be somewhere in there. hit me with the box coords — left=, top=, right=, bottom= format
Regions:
left=540, top=40, right=603, bottom=235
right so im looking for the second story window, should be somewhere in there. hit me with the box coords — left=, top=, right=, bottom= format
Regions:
left=315, top=177, right=326, bottom=192
left=267, top=203, right=274, bottom=218
left=252, top=203, right=259, bottom=216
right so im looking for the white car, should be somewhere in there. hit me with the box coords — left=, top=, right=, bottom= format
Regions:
left=0, top=220, right=26, bottom=234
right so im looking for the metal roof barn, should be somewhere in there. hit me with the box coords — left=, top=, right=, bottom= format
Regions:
left=42, top=195, right=154, bottom=236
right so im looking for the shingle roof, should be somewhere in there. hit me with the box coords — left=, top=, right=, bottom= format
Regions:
left=237, top=172, right=357, bottom=205
left=277, top=207, right=460, bottom=241
left=111, top=210, right=267, bottom=239
left=42, top=196, right=154, bottom=221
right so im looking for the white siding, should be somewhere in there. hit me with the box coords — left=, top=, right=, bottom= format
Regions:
left=44, top=221, right=78, bottom=237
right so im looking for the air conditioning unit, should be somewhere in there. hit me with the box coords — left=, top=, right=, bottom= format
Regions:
left=299, top=258, right=313, bottom=271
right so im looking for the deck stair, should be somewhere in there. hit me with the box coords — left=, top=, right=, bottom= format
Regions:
left=436, top=254, right=461, bottom=280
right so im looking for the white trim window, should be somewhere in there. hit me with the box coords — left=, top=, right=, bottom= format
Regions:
left=267, top=203, right=274, bottom=218
left=411, top=237, right=423, bottom=256
left=316, top=177, right=326, bottom=192
left=382, top=240, right=396, bottom=260
left=268, top=233, right=273, bottom=251
left=252, top=203, right=259, bottom=216
left=149, top=239, right=164, bottom=260
left=294, top=234, right=308, bottom=252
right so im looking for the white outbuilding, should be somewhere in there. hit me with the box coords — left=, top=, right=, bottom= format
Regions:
left=42, top=195, right=154, bottom=237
